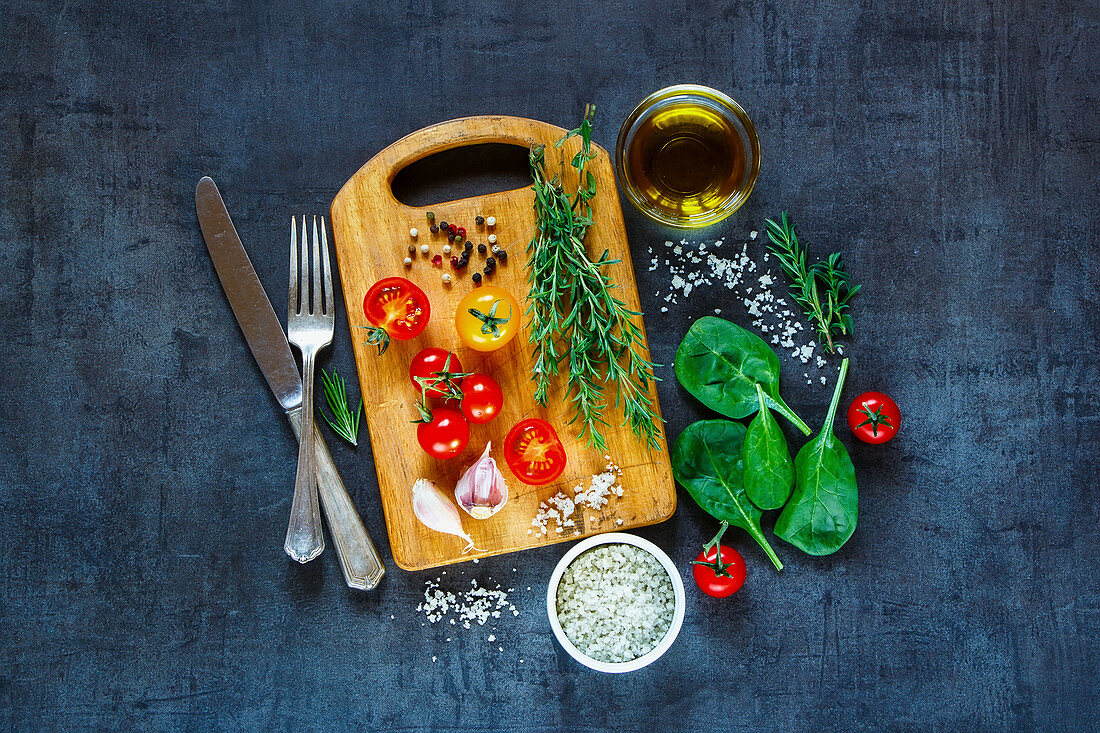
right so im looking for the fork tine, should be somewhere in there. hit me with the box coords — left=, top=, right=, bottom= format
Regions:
left=311, top=216, right=322, bottom=317
left=300, top=215, right=309, bottom=315
left=320, top=216, right=333, bottom=316
left=289, top=216, right=298, bottom=318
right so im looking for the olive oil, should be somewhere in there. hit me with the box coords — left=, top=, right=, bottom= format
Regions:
left=616, top=85, right=759, bottom=228
left=625, top=103, right=744, bottom=221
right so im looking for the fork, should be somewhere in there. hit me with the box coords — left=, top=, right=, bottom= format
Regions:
left=284, top=215, right=333, bottom=563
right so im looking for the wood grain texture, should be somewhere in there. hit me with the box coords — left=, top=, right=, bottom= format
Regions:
left=330, top=116, right=674, bottom=571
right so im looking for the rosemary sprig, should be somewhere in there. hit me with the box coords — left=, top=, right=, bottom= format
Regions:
left=319, top=368, right=362, bottom=446
left=526, top=105, right=663, bottom=451
left=764, top=212, right=861, bottom=353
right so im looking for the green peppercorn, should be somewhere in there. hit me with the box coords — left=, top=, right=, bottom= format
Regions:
left=426, top=211, right=435, bottom=222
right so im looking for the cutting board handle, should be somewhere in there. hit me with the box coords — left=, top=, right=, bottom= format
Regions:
left=352, top=115, right=569, bottom=210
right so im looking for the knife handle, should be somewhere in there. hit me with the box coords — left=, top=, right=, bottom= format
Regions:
left=287, top=407, right=385, bottom=590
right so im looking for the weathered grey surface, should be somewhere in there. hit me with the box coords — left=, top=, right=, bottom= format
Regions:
left=1, top=1, right=1097, bottom=730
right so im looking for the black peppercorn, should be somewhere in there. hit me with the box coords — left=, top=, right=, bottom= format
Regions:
left=408, top=244, right=416, bottom=254
left=439, top=220, right=448, bottom=231
left=472, top=272, right=482, bottom=283
left=486, top=256, right=496, bottom=267
left=475, top=215, right=485, bottom=226
left=477, top=243, right=487, bottom=254
left=464, top=241, right=473, bottom=252
left=496, top=250, right=507, bottom=262
left=448, top=233, right=455, bottom=242
left=430, top=224, right=439, bottom=234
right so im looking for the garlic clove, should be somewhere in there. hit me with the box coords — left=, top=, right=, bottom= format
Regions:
left=412, top=478, right=476, bottom=552
left=455, top=442, right=508, bottom=519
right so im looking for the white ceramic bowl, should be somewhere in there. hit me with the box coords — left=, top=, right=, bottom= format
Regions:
left=546, top=533, right=686, bottom=673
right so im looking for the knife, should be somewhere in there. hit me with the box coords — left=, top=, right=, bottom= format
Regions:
left=196, top=176, right=385, bottom=590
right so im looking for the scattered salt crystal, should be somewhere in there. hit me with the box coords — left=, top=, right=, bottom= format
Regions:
left=532, top=457, right=625, bottom=536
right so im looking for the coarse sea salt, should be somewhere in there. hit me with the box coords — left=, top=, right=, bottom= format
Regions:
left=529, top=456, right=624, bottom=536
left=651, top=235, right=836, bottom=377
left=416, top=577, right=518, bottom=629
left=555, top=544, right=675, bottom=663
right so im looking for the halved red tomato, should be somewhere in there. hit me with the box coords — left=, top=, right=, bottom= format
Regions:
left=503, top=418, right=566, bottom=485
left=361, top=277, right=430, bottom=354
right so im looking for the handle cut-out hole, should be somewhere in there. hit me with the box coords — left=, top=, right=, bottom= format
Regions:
left=391, top=143, right=531, bottom=208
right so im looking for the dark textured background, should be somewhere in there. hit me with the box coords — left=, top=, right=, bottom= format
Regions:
left=2, top=0, right=1098, bottom=730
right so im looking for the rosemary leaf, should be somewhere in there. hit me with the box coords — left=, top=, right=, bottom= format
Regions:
left=764, top=212, right=860, bottom=353
left=319, top=368, right=361, bottom=447
left=526, top=105, right=663, bottom=451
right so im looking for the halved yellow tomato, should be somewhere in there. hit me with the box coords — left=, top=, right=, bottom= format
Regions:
left=454, top=286, right=520, bottom=352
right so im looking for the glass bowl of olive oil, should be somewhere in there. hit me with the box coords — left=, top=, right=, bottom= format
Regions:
left=616, top=84, right=760, bottom=228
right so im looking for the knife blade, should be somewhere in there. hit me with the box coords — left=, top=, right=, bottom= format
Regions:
left=196, top=176, right=385, bottom=590
left=196, top=178, right=303, bottom=411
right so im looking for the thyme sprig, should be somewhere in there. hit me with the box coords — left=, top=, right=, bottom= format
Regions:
left=764, top=212, right=860, bottom=353
left=526, top=105, right=662, bottom=451
left=319, top=368, right=362, bottom=446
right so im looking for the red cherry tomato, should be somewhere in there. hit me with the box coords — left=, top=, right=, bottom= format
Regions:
left=361, top=277, right=430, bottom=353
left=503, top=418, right=566, bottom=485
left=416, top=407, right=469, bottom=460
left=409, top=348, right=464, bottom=399
left=692, top=544, right=746, bottom=598
left=846, top=391, right=900, bottom=444
left=459, top=374, right=503, bottom=424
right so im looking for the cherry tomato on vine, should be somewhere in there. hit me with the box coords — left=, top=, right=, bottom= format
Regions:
left=691, top=522, right=746, bottom=598
left=409, top=348, right=465, bottom=399
left=846, top=391, right=900, bottom=444
left=454, top=286, right=520, bottom=352
left=502, top=418, right=566, bottom=485
left=361, top=277, right=430, bottom=354
left=459, top=374, right=503, bottom=424
left=416, top=407, right=469, bottom=460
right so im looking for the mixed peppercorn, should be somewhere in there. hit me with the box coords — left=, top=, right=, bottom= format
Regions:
left=403, top=210, right=506, bottom=285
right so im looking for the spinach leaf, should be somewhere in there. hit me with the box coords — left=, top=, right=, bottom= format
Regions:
left=774, top=358, right=857, bottom=555
left=671, top=419, right=784, bottom=571
left=674, top=317, right=811, bottom=435
left=743, top=383, right=794, bottom=510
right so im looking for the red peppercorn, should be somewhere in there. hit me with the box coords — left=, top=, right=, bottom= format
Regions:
left=450, top=256, right=459, bottom=269
left=432, top=254, right=443, bottom=267
left=448, top=224, right=458, bottom=235
left=457, top=227, right=466, bottom=237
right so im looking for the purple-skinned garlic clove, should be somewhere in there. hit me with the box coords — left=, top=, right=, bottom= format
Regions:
left=455, top=442, right=508, bottom=519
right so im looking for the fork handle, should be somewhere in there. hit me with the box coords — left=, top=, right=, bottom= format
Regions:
left=286, top=407, right=386, bottom=590
left=285, top=348, right=325, bottom=562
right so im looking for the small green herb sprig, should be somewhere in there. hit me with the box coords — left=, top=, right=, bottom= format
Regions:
left=319, top=368, right=362, bottom=446
left=764, top=212, right=860, bottom=353
left=526, top=105, right=662, bottom=451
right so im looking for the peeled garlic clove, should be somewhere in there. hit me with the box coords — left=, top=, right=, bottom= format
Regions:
left=455, top=442, right=508, bottom=519
left=412, top=478, right=476, bottom=552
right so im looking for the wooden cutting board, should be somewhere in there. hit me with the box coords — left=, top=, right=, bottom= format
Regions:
left=330, top=115, right=674, bottom=571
